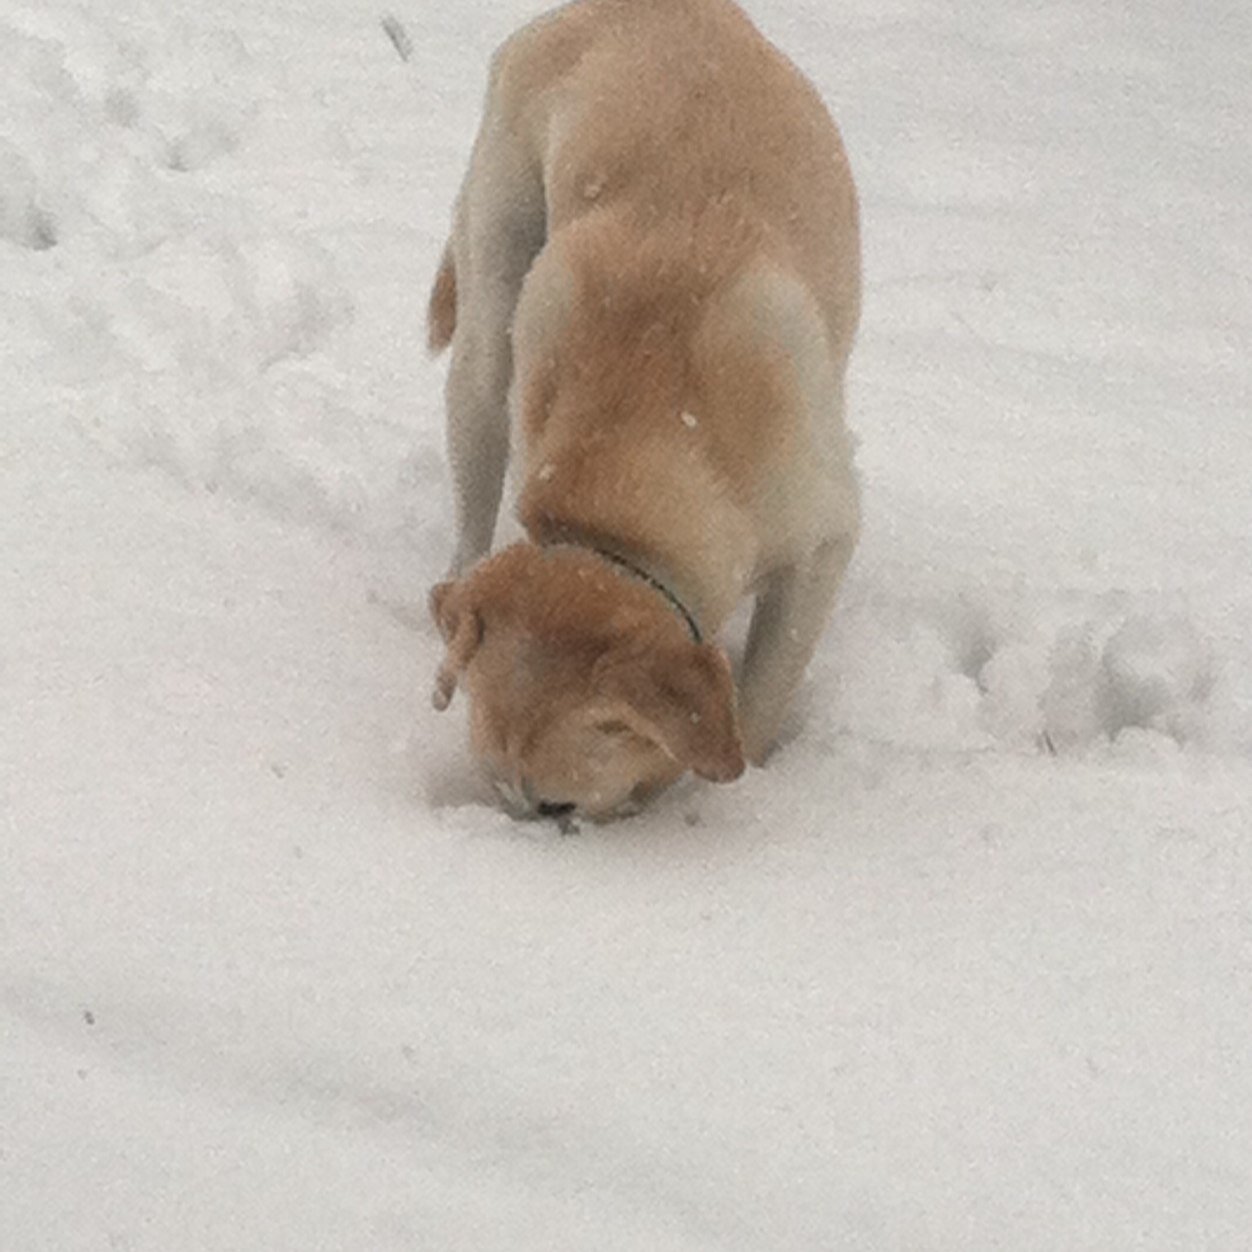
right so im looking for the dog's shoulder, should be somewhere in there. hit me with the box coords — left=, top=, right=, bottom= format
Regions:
left=484, top=0, right=606, bottom=121
left=692, top=260, right=860, bottom=546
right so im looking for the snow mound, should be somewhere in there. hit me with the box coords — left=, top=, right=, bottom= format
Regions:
left=56, top=227, right=452, bottom=538
left=830, top=590, right=1245, bottom=759
left=1041, top=610, right=1214, bottom=751
left=133, top=26, right=261, bottom=174
left=78, top=361, right=439, bottom=539
left=0, top=5, right=443, bottom=545
left=0, top=7, right=262, bottom=256
left=93, top=232, right=355, bottom=377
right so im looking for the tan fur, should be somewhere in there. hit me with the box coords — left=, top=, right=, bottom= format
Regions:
left=427, top=0, right=861, bottom=819
left=427, top=248, right=457, bottom=353
left=430, top=546, right=742, bottom=817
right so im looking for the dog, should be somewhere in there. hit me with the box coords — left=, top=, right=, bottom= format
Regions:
left=426, top=0, right=861, bottom=820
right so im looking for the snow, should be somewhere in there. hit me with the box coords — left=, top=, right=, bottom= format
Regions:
left=2, top=0, right=1250, bottom=1247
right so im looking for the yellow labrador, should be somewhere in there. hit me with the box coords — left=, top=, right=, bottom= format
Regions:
left=428, top=0, right=861, bottom=820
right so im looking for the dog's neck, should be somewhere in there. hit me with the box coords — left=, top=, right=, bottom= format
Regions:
left=517, top=431, right=756, bottom=636
left=539, top=540, right=704, bottom=644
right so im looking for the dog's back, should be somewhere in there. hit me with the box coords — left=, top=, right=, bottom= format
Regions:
left=487, top=0, right=860, bottom=364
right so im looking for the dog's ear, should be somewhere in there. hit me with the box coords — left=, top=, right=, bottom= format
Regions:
left=428, top=580, right=482, bottom=710
left=598, top=643, right=745, bottom=782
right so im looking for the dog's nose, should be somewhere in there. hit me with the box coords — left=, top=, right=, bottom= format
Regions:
left=537, top=800, right=576, bottom=818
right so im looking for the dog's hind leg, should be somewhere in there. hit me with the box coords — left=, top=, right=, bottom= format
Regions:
left=439, top=82, right=546, bottom=575
left=737, top=533, right=856, bottom=764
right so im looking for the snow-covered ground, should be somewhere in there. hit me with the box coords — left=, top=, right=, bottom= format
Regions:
left=3, top=0, right=1250, bottom=1246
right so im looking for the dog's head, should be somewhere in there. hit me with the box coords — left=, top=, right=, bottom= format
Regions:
left=429, top=544, right=744, bottom=821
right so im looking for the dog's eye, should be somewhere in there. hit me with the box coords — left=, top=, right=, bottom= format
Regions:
left=593, top=719, right=633, bottom=738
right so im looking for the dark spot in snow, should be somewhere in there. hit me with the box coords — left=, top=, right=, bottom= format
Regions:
left=953, top=622, right=996, bottom=688
left=4, top=206, right=59, bottom=251
left=82, top=1009, right=95, bottom=1026
left=29, top=211, right=58, bottom=250
left=162, top=141, right=190, bottom=172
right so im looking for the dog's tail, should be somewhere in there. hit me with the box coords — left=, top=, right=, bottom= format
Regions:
left=427, top=247, right=457, bottom=354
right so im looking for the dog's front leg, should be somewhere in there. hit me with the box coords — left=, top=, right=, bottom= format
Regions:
left=737, top=534, right=856, bottom=764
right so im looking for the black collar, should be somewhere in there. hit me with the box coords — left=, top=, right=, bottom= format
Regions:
left=592, top=548, right=703, bottom=644
left=543, top=541, right=703, bottom=644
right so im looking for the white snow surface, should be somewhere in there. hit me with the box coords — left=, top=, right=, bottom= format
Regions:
left=3, top=0, right=1251, bottom=1247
